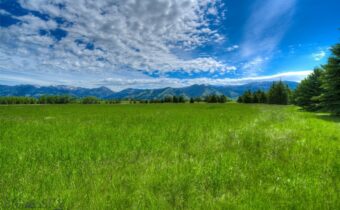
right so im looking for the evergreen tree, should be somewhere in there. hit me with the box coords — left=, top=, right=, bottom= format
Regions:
left=163, top=95, right=173, bottom=103
left=81, top=96, right=100, bottom=104
left=267, top=81, right=290, bottom=105
left=173, top=96, right=179, bottom=103
left=190, top=97, right=194, bottom=103
left=242, top=90, right=253, bottom=103
left=294, top=67, right=324, bottom=111
left=237, top=96, right=244, bottom=103
left=195, top=97, right=202, bottom=103
left=0, top=96, right=37, bottom=104
left=178, top=95, right=186, bottom=103
left=211, top=94, right=218, bottom=103
left=218, top=95, right=228, bottom=103
left=252, top=90, right=266, bottom=103
left=258, top=90, right=267, bottom=103
left=204, top=94, right=218, bottom=103
left=253, top=91, right=260, bottom=103
left=321, top=44, right=340, bottom=115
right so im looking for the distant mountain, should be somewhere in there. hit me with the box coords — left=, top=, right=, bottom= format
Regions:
left=0, top=85, right=113, bottom=98
left=108, top=81, right=298, bottom=99
left=0, top=81, right=299, bottom=99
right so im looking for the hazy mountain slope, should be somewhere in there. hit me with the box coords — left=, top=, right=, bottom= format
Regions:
left=0, top=81, right=299, bottom=99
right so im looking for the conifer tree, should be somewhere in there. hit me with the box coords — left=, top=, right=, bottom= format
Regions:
left=294, top=67, right=323, bottom=111
left=219, top=95, right=228, bottom=103
left=267, top=81, right=290, bottom=105
left=242, top=90, right=253, bottom=103
left=253, top=91, right=260, bottom=103
left=321, top=44, right=340, bottom=115
left=178, top=95, right=185, bottom=103
left=237, top=96, right=243, bottom=103
left=258, top=90, right=267, bottom=103
left=173, top=96, right=179, bottom=103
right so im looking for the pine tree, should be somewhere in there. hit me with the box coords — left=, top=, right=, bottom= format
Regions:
left=173, top=96, right=179, bottom=103
left=163, top=95, right=173, bottom=103
left=253, top=90, right=260, bottom=103
left=237, top=96, right=243, bottom=103
left=258, top=90, right=267, bottom=103
left=243, top=90, right=253, bottom=103
left=267, top=81, right=290, bottom=105
left=195, top=97, right=202, bottom=103
left=211, top=94, right=218, bottom=103
left=294, top=67, right=324, bottom=111
left=178, top=95, right=185, bottom=103
left=219, top=95, right=228, bottom=103
left=321, top=44, right=340, bottom=115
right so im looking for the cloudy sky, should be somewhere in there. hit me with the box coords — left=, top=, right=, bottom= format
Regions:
left=0, top=0, right=339, bottom=90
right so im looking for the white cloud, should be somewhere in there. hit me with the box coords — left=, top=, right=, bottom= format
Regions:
left=242, top=57, right=264, bottom=69
left=312, top=51, right=326, bottom=61
left=1, top=67, right=311, bottom=91
left=241, top=0, right=296, bottom=58
left=0, top=9, right=11, bottom=15
left=0, top=0, right=234, bottom=75
left=226, top=45, right=239, bottom=52
left=99, top=70, right=311, bottom=90
left=240, top=56, right=270, bottom=77
left=0, top=0, right=309, bottom=91
left=238, top=0, right=296, bottom=75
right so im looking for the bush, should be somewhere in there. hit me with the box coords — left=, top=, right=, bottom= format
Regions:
left=81, top=96, right=100, bottom=104
left=38, top=95, right=75, bottom=104
left=205, top=94, right=229, bottom=103
left=0, top=96, right=37, bottom=104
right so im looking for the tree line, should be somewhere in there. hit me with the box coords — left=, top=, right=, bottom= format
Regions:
left=293, top=44, right=340, bottom=115
left=237, top=43, right=339, bottom=116
left=0, top=95, right=120, bottom=105
left=134, top=94, right=229, bottom=104
left=0, top=94, right=230, bottom=105
left=237, top=81, right=292, bottom=105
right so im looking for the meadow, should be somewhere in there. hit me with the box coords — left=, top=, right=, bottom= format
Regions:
left=0, top=104, right=339, bottom=209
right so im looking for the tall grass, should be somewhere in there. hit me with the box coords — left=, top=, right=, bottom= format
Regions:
left=0, top=104, right=338, bottom=209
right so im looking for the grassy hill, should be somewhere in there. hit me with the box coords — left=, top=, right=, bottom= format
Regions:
left=0, top=104, right=338, bottom=209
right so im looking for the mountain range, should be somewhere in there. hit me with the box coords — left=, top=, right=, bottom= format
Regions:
left=0, top=81, right=299, bottom=100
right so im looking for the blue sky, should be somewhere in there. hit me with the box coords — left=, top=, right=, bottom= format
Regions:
left=0, top=0, right=339, bottom=90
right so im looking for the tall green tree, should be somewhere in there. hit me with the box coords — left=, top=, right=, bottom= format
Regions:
left=218, top=95, right=228, bottom=103
left=253, top=92, right=259, bottom=103
left=294, top=68, right=324, bottom=111
left=178, top=95, right=186, bottom=103
left=321, top=44, right=340, bottom=115
left=163, top=95, right=173, bottom=103
left=267, top=81, right=290, bottom=105
left=242, top=90, right=253, bottom=103
left=258, top=90, right=267, bottom=103
left=237, top=96, right=244, bottom=103
left=173, top=96, right=179, bottom=103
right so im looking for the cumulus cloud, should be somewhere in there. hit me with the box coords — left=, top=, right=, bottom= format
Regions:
left=312, top=51, right=326, bottom=61
left=1, top=67, right=311, bottom=90
left=0, top=0, right=234, bottom=74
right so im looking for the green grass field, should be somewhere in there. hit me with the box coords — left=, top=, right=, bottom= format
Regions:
left=0, top=104, right=339, bottom=209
